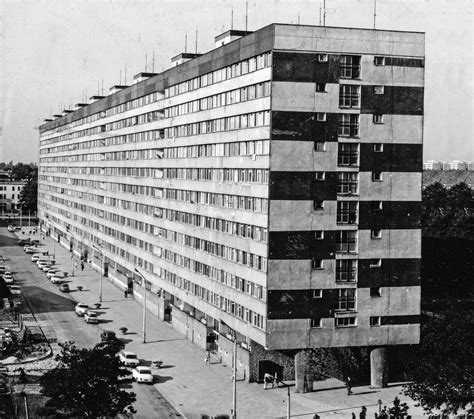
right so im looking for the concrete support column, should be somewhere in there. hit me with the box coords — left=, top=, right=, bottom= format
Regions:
left=294, top=350, right=309, bottom=393
left=370, top=347, right=388, bottom=388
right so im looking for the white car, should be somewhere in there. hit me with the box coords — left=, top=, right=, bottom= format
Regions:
left=132, top=366, right=153, bottom=384
left=31, top=254, right=43, bottom=262
left=8, top=285, right=21, bottom=295
left=2, top=272, right=14, bottom=284
left=118, top=351, right=139, bottom=367
left=46, top=269, right=62, bottom=278
left=84, top=311, right=99, bottom=324
left=38, top=262, right=52, bottom=271
left=75, top=303, right=89, bottom=316
left=7, top=225, right=15, bottom=232
left=50, top=276, right=64, bottom=284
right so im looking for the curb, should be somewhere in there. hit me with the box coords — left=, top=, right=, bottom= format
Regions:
left=154, top=386, right=189, bottom=419
left=0, top=346, right=53, bottom=368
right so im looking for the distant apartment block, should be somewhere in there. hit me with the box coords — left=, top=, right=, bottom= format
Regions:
left=0, top=177, right=26, bottom=213
left=38, top=24, right=424, bottom=388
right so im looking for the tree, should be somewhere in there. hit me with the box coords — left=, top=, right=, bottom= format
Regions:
left=10, top=162, right=37, bottom=181
left=40, top=341, right=136, bottom=417
left=18, top=178, right=37, bottom=213
left=403, top=312, right=474, bottom=415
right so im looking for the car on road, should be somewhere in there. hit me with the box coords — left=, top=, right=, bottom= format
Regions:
left=118, top=351, right=139, bottom=367
left=39, top=263, right=53, bottom=272
left=37, top=261, right=52, bottom=271
left=31, top=254, right=44, bottom=262
left=7, top=225, right=15, bottom=232
left=8, top=285, right=21, bottom=295
left=2, top=272, right=14, bottom=284
left=75, top=303, right=89, bottom=316
left=18, top=239, right=32, bottom=246
left=24, top=246, right=42, bottom=254
left=132, top=366, right=153, bottom=384
left=59, top=283, right=70, bottom=293
left=84, top=311, right=99, bottom=324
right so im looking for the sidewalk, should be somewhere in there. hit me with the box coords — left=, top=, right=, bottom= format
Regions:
left=35, top=230, right=427, bottom=419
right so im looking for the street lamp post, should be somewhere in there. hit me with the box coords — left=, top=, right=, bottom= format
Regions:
left=221, top=321, right=238, bottom=419
left=134, top=268, right=147, bottom=344
left=92, top=244, right=103, bottom=303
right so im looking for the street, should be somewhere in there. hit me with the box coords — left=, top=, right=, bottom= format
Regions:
left=0, top=227, right=181, bottom=418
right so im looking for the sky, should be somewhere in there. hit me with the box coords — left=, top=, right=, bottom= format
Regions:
left=0, top=0, right=473, bottom=163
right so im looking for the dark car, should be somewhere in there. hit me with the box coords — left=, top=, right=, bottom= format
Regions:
left=18, top=239, right=32, bottom=246
left=59, top=283, right=70, bottom=293
left=95, top=330, right=124, bottom=352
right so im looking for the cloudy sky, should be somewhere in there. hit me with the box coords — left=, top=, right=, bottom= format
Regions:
left=1, top=0, right=472, bottom=163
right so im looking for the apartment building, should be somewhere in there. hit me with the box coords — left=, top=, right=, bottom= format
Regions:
left=0, top=179, right=26, bottom=213
left=38, top=24, right=424, bottom=388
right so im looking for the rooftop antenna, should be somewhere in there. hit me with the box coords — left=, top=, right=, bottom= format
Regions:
left=195, top=29, right=198, bottom=54
left=373, top=0, right=377, bottom=29
left=231, top=7, right=234, bottom=30
left=124, top=66, right=127, bottom=85
left=101, top=80, right=104, bottom=96
left=145, top=53, right=148, bottom=72
left=119, top=70, right=122, bottom=85
left=152, top=51, right=155, bottom=72
left=245, top=1, right=248, bottom=33
left=97, top=81, right=100, bottom=95
left=185, top=33, right=187, bottom=53
left=85, top=89, right=87, bottom=102
left=298, top=12, right=300, bottom=24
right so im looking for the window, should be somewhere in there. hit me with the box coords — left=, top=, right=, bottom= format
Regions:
left=316, top=112, right=326, bottom=121
left=371, top=229, right=382, bottom=239
left=373, top=143, right=383, bottom=152
left=371, top=201, right=383, bottom=211
left=335, top=317, right=356, bottom=327
left=314, top=230, right=324, bottom=240
left=338, top=143, right=359, bottom=166
left=336, top=260, right=357, bottom=282
left=370, top=258, right=382, bottom=268
left=313, top=200, right=324, bottom=210
left=374, top=56, right=385, bottom=66
left=312, top=289, right=322, bottom=298
left=317, top=53, right=328, bottom=62
left=336, top=230, right=357, bottom=253
left=370, top=316, right=381, bottom=326
left=316, top=83, right=327, bottom=93
left=311, top=317, right=322, bottom=328
left=338, top=114, right=359, bottom=137
left=372, top=171, right=383, bottom=181
left=337, top=172, right=358, bottom=194
left=373, top=114, right=384, bottom=124
left=339, top=85, right=360, bottom=108
left=315, top=171, right=325, bottom=181
left=340, top=55, right=361, bottom=79
left=370, top=287, right=382, bottom=297
left=314, top=141, right=326, bottom=151
left=337, top=201, right=358, bottom=224
left=373, top=86, right=384, bottom=94
left=312, top=259, right=323, bottom=270
left=336, top=289, right=356, bottom=311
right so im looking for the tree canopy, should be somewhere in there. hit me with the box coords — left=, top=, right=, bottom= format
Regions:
left=40, top=341, right=136, bottom=417
left=403, top=312, right=474, bottom=415
left=18, top=177, right=37, bottom=213
left=10, top=162, right=37, bottom=181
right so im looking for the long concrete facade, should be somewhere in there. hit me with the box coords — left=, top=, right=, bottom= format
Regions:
left=38, top=24, right=424, bottom=380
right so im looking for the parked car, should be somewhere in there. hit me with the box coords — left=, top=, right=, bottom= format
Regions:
left=40, top=264, right=53, bottom=272
left=50, top=276, right=64, bottom=284
left=31, top=254, right=43, bottom=262
left=37, top=261, right=52, bottom=270
left=84, top=311, right=99, bottom=324
left=132, top=366, right=153, bottom=384
left=2, top=272, right=14, bottom=284
left=75, top=303, right=89, bottom=316
left=8, top=285, right=21, bottom=295
left=7, top=225, right=15, bottom=232
left=49, top=271, right=65, bottom=278
left=45, top=267, right=60, bottom=276
left=118, top=351, right=139, bottom=367
left=59, top=283, right=70, bottom=293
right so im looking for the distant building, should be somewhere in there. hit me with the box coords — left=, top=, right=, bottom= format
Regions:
left=38, top=24, right=424, bottom=389
left=0, top=179, right=26, bottom=213
left=423, top=161, right=443, bottom=170
left=447, top=160, right=469, bottom=170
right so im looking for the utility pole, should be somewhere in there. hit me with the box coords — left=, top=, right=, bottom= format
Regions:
left=134, top=268, right=147, bottom=343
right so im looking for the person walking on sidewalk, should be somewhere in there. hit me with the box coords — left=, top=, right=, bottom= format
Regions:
left=81, top=261, right=84, bottom=271
left=346, top=376, right=353, bottom=395
left=204, top=350, right=210, bottom=365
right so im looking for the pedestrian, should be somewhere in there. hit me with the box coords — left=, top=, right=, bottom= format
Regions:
left=81, top=261, right=84, bottom=271
left=346, top=376, right=353, bottom=395
left=204, top=350, right=210, bottom=365
left=124, top=289, right=128, bottom=298
left=263, top=373, right=273, bottom=390
left=359, top=406, right=367, bottom=419
left=273, top=372, right=278, bottom=388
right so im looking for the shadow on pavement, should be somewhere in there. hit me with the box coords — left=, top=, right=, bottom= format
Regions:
left=98, top=319, right=113, bottom=324
left=351, top=390, right=379, bottom=396
left=0, top=234, right=21, bottom=247
left=157, top=365, right=174, bottom=370
left=21, top=285, right=75, bottom=313
left=155, top=375, right=173, bottom=383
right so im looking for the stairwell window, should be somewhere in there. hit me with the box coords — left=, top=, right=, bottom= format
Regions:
left=316, top=84, right=327, bottom=93
left=336, top=259, right=357, bottom=282
left=314, top=230, right=324, bottom=240
left=371, top=229, right=382, bottom=239
left=312, top=289, right=323, bottom=298
left=311, top=318, right=322, bottom=328
left=372, top=171, right=383, bottom=182
left=370, top=258, right=382, bottom=268
left=315, top=171, right=325, bottom=181
left=336, top=288, right=356, bottom=311
left=373, top=114, right=384, bottom=124
left=370, top=287, right=382, bottom=297
left=316, top=112, right=326, bottom=121
left=373, top=86, right=385, bottom=94
left=339, top=85, right=360, bottom=108
left=374, top=56, right=385, bottom=66
left=317, top=54, right=328, bottom=62
left=370, top=316, right=381, bottom=326
left=312, top=259, right=323, bottom=270
left=313, top=200, right=324, bottom=210
left=340, top=55, right=361, bottom=79
left=314, top=141, right=326, bottom=152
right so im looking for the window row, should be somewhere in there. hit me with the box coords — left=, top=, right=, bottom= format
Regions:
left=157, top=207, right=268, bottom=243
left=165, top=52, right=272, bottom=98
left=161, top=268, right=265, bottom=328
left=106, top=91, right=161, bottom=117
left=165, top=81, right=271, bottom=118
left=162, top=188, right=268, bottom=213
left=163, top=168, right=269, bottom=184
left=156, top=227, right=267, bottom=272
left=164, top=110, right=271, bottom=139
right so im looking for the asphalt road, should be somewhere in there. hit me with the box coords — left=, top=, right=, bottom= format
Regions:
left=0, top=228, right=181, bottom=418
